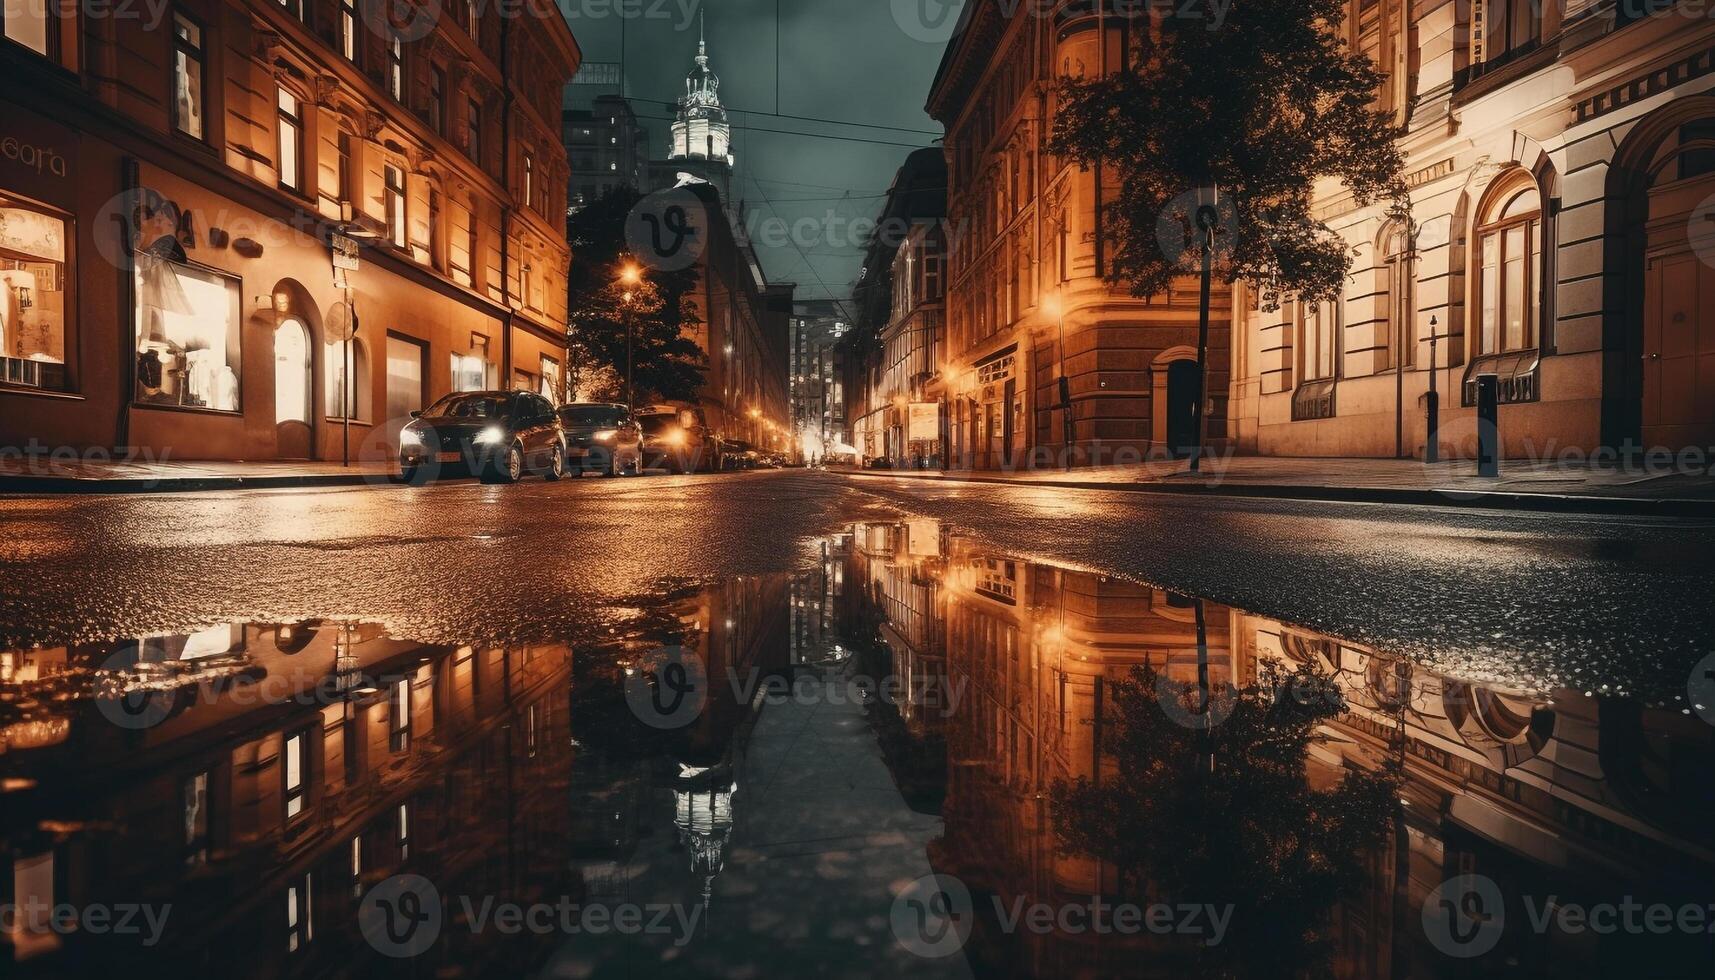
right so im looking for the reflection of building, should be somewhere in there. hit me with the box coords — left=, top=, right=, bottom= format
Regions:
left=0, top=0, right=583, bottom=461
left=876, top=529, right=1713, bottom=976
left=928, top=6, right=1230, bottom=469
left=1, top=624, right=574, bottom=972
left=844, top=150, right=948, bottom=466
left=563, top=94, right=650, bottom=212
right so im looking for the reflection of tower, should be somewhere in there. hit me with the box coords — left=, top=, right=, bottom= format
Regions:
left=673, top=763, right=735, bottom=923
left=655, top=13, right=734, bottom=199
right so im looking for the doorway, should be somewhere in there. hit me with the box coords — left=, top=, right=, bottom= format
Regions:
left=274, top=318, right=312, bottom=459
left=1165, top=359, right=1201, bottom=456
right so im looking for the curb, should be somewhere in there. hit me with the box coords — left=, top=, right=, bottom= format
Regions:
left=0, top=473, right=395, bottom=495
left=837, top=469, right=1715, bottom=518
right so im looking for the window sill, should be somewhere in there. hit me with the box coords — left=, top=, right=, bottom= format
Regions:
left=324, top=417, right=373, bottom=427
left=0, top=384, right=81, bottom=400
left=1452, top=44, right=1556, bottom=106
left=135, top=401, right=243, bottom=418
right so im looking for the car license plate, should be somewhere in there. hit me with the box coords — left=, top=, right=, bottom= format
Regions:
left=437, top=452, right=460, bottom=464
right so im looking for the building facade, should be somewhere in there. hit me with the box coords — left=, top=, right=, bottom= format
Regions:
left=789, top=299, right=848, bottom=461
left=927, top=2, right=1231, bottom=471
left=563, top=93, right=649, bottom=213
left=0, top=0, right=579, bottom=463
left=847, top=149, right=949, bottom=467
left=1229, top=1, right=1715, bottom=460
left=676, top=183, right=792, bottom=455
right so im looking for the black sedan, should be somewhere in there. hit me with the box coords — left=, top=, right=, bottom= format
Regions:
left=398, top=391, right=566, bottom=484
left=556, top=402, right=643, bottom=476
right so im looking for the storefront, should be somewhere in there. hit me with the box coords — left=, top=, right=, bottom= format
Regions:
left=0, top=95, right=565, bottom=464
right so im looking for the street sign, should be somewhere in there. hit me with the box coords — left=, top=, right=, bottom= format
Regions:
left=331, top=233, right=361, bottom=272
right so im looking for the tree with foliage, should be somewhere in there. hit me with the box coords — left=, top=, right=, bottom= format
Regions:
left=1048, top=0, right=1408, bottom=307
left=1050, top=659, right=1399, bottom=976
left=566, top=187, right=707, bottom=405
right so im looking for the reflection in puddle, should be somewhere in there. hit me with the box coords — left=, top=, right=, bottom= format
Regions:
left=0, top=523, right=1710, bottom=977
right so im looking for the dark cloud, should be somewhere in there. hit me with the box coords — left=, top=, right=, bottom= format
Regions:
left=559, top=0, right=949, bottom=302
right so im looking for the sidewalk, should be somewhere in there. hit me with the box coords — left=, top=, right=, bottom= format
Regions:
left=0, top=456, right=399, bottom=494
left=837, top=455, right=1715, bottom=517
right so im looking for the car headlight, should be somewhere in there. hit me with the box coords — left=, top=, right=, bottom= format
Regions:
left=666, top=429, right=687, bottom=447
left=592, top=429, right=618, bottom=442
left=473, top=426, right=506, bottom=446
left=400, top=429, right=424, bottom=449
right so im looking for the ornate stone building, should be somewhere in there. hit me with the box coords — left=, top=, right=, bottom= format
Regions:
left=0, top=0, right=579, bottom=462
left=1229, top=0, right=1715, bottom=459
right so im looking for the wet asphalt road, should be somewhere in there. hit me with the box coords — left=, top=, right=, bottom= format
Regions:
left=1, top=469, right=1710, bottom=700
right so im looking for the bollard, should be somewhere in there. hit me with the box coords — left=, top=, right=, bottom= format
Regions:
left=1475, top=373, right=1499, bottom=477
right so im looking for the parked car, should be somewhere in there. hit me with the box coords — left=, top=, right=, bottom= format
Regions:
left=399, top=391, right=565, bottom=484
left=722, top=440, right=756, bottom=470
left=556, top=402, right=642, bottom=476
left=636, top=405, right=719, bottom=473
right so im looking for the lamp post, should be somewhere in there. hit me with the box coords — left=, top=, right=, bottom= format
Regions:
left=1426, top=315, right=1440, bottom=463
left=618, top=262, right=642, bottom=410
left=1189, top=186, right=1220, bottom=473
left=1045, top=292, right=1072, bottom=469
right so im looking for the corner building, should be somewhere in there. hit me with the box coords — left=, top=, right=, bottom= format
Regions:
left=0, top=0, right=580, bottom=462
left=1229, top=0, right=1715, bottom=459
left=927, top=1, right=1231, bottom=470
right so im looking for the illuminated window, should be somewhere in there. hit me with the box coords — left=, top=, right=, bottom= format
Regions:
left=349, top=836, right=363, bottom=897
left=396, top=802, right=411, bottom=859
left=522, top=152, right=534, bottom=211
left=539, top=355, right=559, bottom=403
left=184, top=771, right=209, bottom=865
left=134, top=254, right=242, bottom=411
left=385, top=164, right=406, bottom=248
left=339, top=0, right=358, bottom=63
left=277, top=87, right=302, bottom=191
left=451, top=335, right=489, bottom=392
left=387, top=33, right=403, bottom=101
left=3, top=0, right=53, bottom=56
left=172, top=13, right=206, bottom=140
left=1379, top=222, right=1415, bottom=370
left=389, top=677, right=410, bottom=751
left=286, top=873, right=313, bottom=952
left=283, top=730, right=307, bottom=819
left=1475, top=176, right=1542, bottom=355
left=0, top=192, right=70, bottom=391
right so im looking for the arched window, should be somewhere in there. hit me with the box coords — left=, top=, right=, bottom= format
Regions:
left=1474, top=174, right=1542, bottom=355
left=1378, top=221, right=1414, bottom=370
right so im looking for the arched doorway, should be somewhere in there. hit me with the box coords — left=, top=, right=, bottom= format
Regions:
left=274, top=317, right=312, bottom=459
left=1165, top=359, right=1201, bottom=457
left=1608, top=97, right=1715, bottom=451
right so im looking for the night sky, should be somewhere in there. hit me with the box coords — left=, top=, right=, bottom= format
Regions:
left=559, top=0, right=957, bottom=303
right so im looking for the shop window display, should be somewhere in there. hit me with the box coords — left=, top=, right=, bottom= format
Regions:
left=0, top=193, right=69, bottom=391
left=134, top=251, right=242, bottom=411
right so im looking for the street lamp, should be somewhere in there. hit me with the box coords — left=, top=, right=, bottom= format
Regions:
left=617, top=262, right=642, bottom=410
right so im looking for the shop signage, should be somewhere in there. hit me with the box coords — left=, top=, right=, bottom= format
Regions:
left=0, top=136, right=67, bottom=178
left=331, top=233, right=361, bottom=272
left=908, top=402, right=940, bottom=441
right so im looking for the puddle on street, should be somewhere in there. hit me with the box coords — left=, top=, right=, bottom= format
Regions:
left=1, top=522, right=1711, bottom=977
